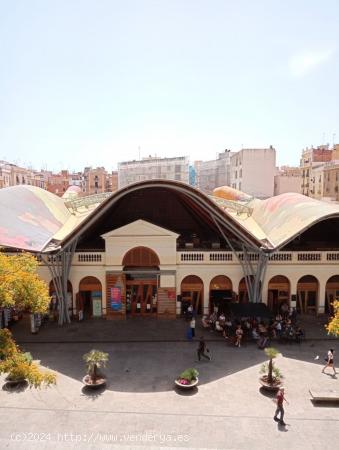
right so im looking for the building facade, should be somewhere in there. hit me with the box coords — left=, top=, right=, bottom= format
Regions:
left=274, top=166, right=301, bottom=196
left=230, top=147, right=276, bottom=199
left=118, top=156, right=189, bottom=189
left=195, top=150, right=234, bottom=194
left=300, top=145, right=332, bottom=197
left=1, top=182, right=339, bottom=326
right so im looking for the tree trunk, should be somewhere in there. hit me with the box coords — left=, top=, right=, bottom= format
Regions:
left=91, top=364, right=97, bottom=383
left=268, top=359, right=273, bottom=384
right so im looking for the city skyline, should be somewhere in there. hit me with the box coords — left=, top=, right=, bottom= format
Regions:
left=1, top=1, right=339, bottom=172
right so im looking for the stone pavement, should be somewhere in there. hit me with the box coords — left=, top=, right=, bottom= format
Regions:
left=0, top=318, right=338, bottom=449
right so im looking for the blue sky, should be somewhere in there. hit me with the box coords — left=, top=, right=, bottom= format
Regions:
left=1, top=0, right=338, bottom=172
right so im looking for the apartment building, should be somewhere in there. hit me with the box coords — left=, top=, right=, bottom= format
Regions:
left=46, top=170, right=70, bottom=196
left=0, top=161, right=11, bottom=188
left=195, top=150, right=234, bottom=194
left=83, top=167, right=107, bottom=195
left=0, top=161, right=46, bottom=190
left=230, top=147, right=276, bottom=199
left=107, top=171, right=118, bottom=193
left=274, top=166, right=301, bottom=196
left=118, top=156, right=189, bottom=189
left=300, top=145, right=332, bottom=197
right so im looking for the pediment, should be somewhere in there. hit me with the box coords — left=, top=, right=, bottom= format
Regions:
left=101, top=219, right=179, bottom=239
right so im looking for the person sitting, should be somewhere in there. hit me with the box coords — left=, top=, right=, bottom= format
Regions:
left=275, top=320, right=282, bottom=338
left=252, top=327, right=260, bottom=340
left=208, top=312, right=217, bottom=330
left=215, top=320, right=223, bottom=332
left=258, top=322, right=267, bottom=334
left=235, top=325, right=243, bottom=348
left=258, top=333, right=269, bottom=349
left=201, top=315, right=210, bottom=328
left=275, top=313, right=283, bottom=322
left=218, top=313, right=226, bottom=327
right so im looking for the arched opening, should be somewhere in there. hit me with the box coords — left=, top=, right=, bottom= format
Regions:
left=78, top=276, right=102, bottom=319
left=122, top=246, right=160, bottom=268
left=238, top=277, right=261, bottom=303
left=297, top=275, right=319, bottom=315
left=49, top=280, right=73, bottom=318
left=209, top=275, right=233, bottom=314
left=267, top=276, right=290, bottom=314
left=181, top=275, right=203, bottom=315
left=325, top=275, right=339, bottom=314
left=123, top=247, right=160, bottom=316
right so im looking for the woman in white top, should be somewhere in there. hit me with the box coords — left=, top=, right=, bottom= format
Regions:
left=322, top=349, right=336, bottom=375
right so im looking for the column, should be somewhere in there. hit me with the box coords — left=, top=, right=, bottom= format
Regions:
left=317, top=281, right=326, bottom=314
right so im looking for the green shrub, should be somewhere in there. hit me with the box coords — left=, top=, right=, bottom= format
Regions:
left=179, top=368, right=199, bottom=382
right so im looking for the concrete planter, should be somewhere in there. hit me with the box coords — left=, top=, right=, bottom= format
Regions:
left=82, top=375, right=106, bottom=388
left=259, top=376, right=282, bottom=392
left=175, top=377, right=199, bottom=389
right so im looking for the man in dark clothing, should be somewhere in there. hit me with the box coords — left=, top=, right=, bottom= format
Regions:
left=273, top=387, right=289, bottom=426
left=197, top=337, right=211, bottom=361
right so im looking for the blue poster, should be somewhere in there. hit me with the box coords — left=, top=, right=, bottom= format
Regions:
left=111, top=287, right=122, bottom=311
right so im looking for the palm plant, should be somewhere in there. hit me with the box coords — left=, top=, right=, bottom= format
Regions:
left=260, top=347, right=281, bottom=385
left=83, top=349, right=109, bottom=383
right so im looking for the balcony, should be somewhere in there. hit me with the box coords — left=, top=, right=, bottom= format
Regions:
left=176, top=250, right=339, bottom=265
left=36, top=250, right=339, bottom=267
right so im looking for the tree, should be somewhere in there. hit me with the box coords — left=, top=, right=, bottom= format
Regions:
left=0, top=329, right=56, bottom=388
left=0, top=253, right=50, bottom=313
left=326, top=299, right=339, bottom=337
left=83, top=349, right=109, bottom=383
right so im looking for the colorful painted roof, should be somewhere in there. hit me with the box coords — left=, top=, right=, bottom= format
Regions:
left=1, top=182, right=339, bottom=252
left=0, top=185, right=71, bottom=252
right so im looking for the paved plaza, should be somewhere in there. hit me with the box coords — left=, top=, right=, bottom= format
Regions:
left=0, top=318, right=338, bottom=449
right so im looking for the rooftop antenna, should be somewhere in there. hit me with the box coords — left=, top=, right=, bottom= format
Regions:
left=333, top=133, right=336, bottom=147
left=138, top=145, right=141, bottom=161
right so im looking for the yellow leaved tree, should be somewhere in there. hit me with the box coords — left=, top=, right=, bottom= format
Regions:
left=326, top=299, right=339, bottom=337
left=0, top=253, right=56, bottom=387
left=0, top=253, right=50, bottom=313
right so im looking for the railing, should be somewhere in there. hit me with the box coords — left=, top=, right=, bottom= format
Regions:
left=36, top=250, right=339, bottom=266
left=177, top=251, right=339, bottom=264
left=75, top=253, right=105, bottom=265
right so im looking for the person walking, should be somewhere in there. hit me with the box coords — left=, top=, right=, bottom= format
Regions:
left=322, top=348, right=336, bottom=375
left=190, top=317, right=196, bottom=338
left=197, top=336, right=211, bottom=361
left=273, top=387, right=289, bottom=426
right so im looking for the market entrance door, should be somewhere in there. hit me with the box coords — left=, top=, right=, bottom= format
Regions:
left=123, top=246, right=160, bottom=317
left=126, top=274, right=158, bottom=316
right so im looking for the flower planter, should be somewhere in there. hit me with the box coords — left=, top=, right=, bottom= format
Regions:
left=175, top=377, right=199, bottom=389
left=82, top=375, right=106, bottom=388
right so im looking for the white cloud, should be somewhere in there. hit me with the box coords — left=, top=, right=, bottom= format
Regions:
left=288, top=48, right=335, bottom=77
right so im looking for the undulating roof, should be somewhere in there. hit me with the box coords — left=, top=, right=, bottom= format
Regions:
left=0, top=185, right=71, bottom=252
left=1, top=182, right=339, bottom=253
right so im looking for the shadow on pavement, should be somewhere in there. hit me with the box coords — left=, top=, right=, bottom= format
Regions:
left=2, top=380, right=28, bottom=393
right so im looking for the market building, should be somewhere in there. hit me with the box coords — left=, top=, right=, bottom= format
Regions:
left=0, top=181, right=339, bottom=325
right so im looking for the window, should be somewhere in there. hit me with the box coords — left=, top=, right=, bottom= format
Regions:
left=240, top=168, right=242, bottom=177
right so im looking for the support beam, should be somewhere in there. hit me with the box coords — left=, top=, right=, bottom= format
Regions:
left=40, top=239, right=77, bottom=325
left=211, top=215, right=269, bottom=303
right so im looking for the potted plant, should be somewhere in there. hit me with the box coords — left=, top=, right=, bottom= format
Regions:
left=175, top=368, right=199, bottom=389
left=83, top=349, right=109, bottom=388
left=259, top=347, right=283, bottom=391
left=0, top=329, right=56, bottom=388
